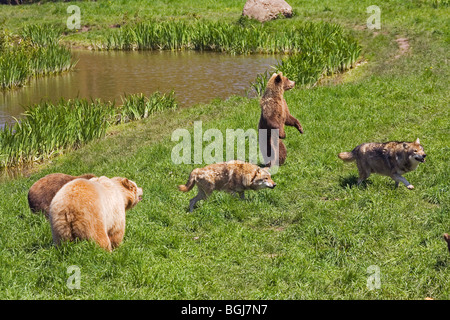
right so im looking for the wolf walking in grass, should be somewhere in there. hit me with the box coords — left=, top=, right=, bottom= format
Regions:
left=179, top=160, right=276, bottom=212
left=338, top=138, right=426, bottom=189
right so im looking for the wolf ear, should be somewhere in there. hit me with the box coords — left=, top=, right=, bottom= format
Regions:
left=250, top=168, right=261, bottom=182
left=403, top=142, right=409, bottom=149
left=414, top=138, right=420, bottom=144
left=243, top=169, right=259, bottom=187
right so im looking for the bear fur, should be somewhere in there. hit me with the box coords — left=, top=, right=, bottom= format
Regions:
left=49, top=176, right=143, bottom=251
left=28, top=173, right=96, bottom=219
left=258, top=72, right=303, bottom=166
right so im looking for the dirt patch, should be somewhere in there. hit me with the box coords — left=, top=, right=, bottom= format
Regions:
left=394, top=37, right=410, bottom=59
left=353, top=24, right=366, bottom=31
left=372, top=30, right=389, bottom=37
left=80, top=25, right=91, bottom=33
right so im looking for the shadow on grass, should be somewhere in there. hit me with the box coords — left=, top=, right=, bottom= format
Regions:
left=339, top=174, right=372, bottom=189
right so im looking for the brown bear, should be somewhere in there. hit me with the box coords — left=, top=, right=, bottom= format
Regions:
left=28, top=173, right=96, bottom=219
left=49, top=176, right=143, bottom=251
left=258, top=72, right=303, bottom=166
left=444, top=233, right=450, bottom=253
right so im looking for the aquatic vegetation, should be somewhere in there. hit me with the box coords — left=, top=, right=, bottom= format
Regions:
left=118, top=91, right=178, bottom=123
left=100, top=20, right=361, bottom=91
left=21, top=24, right=63, bottom=47
left=0, top=92, right=178, bottom=168
left=0, top=24, right=76, bottom=89
left=101, top=20, right=359, bottom=55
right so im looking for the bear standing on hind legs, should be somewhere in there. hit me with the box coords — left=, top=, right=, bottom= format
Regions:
left=258, top=72, right=303, bottom=167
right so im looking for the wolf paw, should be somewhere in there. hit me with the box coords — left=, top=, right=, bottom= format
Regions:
left=407, top=185, right=415, bottom=190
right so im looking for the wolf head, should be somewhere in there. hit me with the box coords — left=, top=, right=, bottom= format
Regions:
left=404, top=138, right=427, bottom=163
left=251, top=168, right=276, bottom=190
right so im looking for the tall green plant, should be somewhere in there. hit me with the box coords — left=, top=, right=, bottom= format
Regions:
left=0, top=24, right=76, bottom=89
left=101, top=20, right=361, bottom=91
left=0, top=92, right=178, bottom=168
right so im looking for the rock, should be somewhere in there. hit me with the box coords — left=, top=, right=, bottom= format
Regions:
left=242, top=0, right=293, bottom=22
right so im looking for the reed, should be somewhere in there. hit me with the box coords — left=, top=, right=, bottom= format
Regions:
left=0, top=92, right=178, bottom=168
left=21, top=24, right=63, bottom=47
left=100, top=20, right=361, bottom=91
left=0, top=49, right=30, bottom=89
left=0, top=24, right=76, bottom=89
left=100, top=20, right=359, bottom=55
left=118, top=91, right=178, bottom=123
left=251, top=24, right=362, bottom=93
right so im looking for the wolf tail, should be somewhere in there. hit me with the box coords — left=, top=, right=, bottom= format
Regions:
left=338, top=151, right=355, bottom=162
left=178, top=169, right=197, bottom=192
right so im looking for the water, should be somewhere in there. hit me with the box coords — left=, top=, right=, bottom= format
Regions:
left=0, top=50, right=278, bottom=127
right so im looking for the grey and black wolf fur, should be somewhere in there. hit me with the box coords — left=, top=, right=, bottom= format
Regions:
left=338, top=138, right=426, bottom=189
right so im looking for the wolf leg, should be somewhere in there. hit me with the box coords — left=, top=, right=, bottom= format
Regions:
left=391, top=174, right=414, bottom=189
left=356, top=162, right=370, bottom=185
left=189, top=188, right=208, bottom=212
left=231, top=191, right=245, bottom=200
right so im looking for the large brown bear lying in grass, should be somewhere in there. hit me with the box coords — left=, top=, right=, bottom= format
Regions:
left=28, top=173, right=96, bottom=219
left=49, top=176, right=143, bottom=251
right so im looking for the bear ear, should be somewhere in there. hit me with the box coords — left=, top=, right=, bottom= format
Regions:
left=121, top=178, right=134, bottom=190
left=274, top=74, right=282, bottom=84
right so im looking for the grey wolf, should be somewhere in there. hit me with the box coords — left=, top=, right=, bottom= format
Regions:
left=338, top=138, right=426, bottom=189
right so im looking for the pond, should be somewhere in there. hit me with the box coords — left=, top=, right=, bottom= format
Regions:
left=0, top=50, right=278, bottom=127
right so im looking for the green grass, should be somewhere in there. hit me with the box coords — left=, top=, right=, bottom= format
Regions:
left=0, top=0, right=448, bottom=300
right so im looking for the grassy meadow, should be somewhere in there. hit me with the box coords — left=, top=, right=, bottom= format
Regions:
left=0, top=0, right=448, bottom=300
